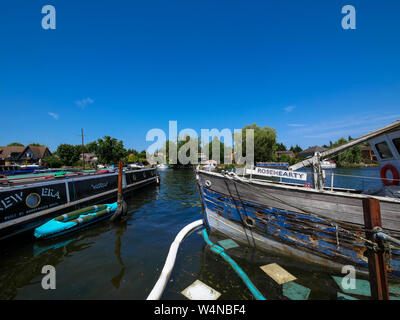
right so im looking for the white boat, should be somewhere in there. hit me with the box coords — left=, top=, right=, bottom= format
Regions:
left=128, top=163, right=145, bottom=169
left=202, top=160, right=217, bottom=172
left=321, top=160, right=336, bottom=169
left=157, top=163, right=170, bottom=169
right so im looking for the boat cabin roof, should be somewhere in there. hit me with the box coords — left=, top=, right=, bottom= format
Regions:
left=289, top=120, right=400, bottom=171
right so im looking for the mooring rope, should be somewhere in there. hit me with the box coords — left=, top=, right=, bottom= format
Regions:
left=223, top=178, right=256, bottom=248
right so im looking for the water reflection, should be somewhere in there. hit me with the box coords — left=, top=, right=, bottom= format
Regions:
left=110, top=220, right=127, bottom=289
left=0, top=182, right=161, bottom=299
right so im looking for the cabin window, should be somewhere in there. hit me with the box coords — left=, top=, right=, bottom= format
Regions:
left=375, top=141, right=393, bottom=159
left=393, top=138, right=400, bottom=155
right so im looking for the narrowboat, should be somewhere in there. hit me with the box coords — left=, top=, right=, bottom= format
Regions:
left=0, top=167, right=159, bottom=240
left=196, top=121, right=400, bottom=278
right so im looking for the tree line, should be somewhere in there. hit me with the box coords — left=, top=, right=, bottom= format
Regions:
left=156, top=124, right=305, bottom=167
left=156, top=124, right=369, bottom=168
left=43, top=136, right=147, bottom=168
left=10, top=126, right=369, bottom=169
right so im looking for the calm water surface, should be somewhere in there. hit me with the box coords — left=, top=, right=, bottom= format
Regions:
left=0, top=167, right=395, bottom=300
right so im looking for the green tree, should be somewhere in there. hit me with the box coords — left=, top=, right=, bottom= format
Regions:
left=44, top=156, right=63, bottom=168
left=241, top=124, right=277, bottom=162
left=56, top=144, right=81, bottom=166
left=126, top=153, right=139, bottom=163
left=86, top=141, right=98, bottom=154
left=277, top=153, right=293, bottom=164
left=96, top=136, right=126, bottom=165
left=290, top=144, right=303, bottom=154
left=176, top=135, right=198, bottom=165
left=159, top=140, right=177, bottom=164
left=7, top=142, right=24, bottom=146
left=203, top=136, right=231, bottom=164
left=126, top=148, right=139, bottom=157
left=276, top=142, right=287, bottom=151
left=124, top=148, right=139, bottom=163
left=330, top=137, right=362, bottom=166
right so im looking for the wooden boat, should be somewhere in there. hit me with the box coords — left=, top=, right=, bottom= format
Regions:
left=34, top=203, right=118, bottom=239
left=196, top=121, right=400, bottom=278
left=0, top=167, right=159, bottom=240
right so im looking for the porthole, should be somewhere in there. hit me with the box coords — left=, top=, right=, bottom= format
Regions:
left=244, top=217, right=255, bottom=228
left=205, top=180, right=212, bottom=187
left=26, top=193, right=41, bottom=209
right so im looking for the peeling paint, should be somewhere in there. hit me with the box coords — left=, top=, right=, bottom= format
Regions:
left=201, top=186, right=400, bottom=277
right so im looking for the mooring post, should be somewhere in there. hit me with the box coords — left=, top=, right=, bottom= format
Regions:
left=110, top=160, right=127, bottom=221
left=362, top=197, right=390, bottom=300
left=118, top=160, right=123, bottom=203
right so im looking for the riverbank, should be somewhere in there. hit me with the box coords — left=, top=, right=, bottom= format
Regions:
left=336, top=163, right=379, bottom=168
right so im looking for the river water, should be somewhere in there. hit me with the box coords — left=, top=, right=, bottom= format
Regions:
left=0, top=167, right=397, bottom=300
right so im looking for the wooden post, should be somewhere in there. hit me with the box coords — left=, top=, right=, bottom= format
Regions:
left=117, top=160, right=123, bottom=203
left=362, top=197, right=389, bottom=300
left=81, top=128, right=85, bottom=170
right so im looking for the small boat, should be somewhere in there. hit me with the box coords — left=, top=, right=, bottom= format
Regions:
left=34, top=203, right=118, bottom=239
left=128, top=163, right=145, bottom=169
left=157, top=163, right=169, bottom=170
left=202, top=160, right=218, bottom=172
left=321, top=160, right=336, bottom=169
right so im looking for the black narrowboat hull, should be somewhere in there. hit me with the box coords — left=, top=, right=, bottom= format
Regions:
left=0, top=168, right=158, bottom=240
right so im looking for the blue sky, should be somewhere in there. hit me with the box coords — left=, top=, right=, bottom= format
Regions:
left=1, top=0, right=399, bottom=152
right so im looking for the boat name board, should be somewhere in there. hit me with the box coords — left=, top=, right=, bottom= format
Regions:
left=246, top=167, right=307, bottom=181
left=0, top=183, right=67, bottom=223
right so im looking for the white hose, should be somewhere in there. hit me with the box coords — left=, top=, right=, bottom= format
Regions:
left=146, top=219, right=204, bottom=300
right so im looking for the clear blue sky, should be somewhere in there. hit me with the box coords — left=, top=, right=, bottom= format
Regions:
left=1, top=0, right=399, bottom=152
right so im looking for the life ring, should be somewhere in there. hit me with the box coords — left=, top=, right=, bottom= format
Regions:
left=380, top=164, right=399, bottom=186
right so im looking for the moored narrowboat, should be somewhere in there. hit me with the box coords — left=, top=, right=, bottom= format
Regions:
left=0, top=167, right=159, bottom=240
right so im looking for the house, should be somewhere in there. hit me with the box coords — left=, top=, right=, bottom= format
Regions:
left=0, top=146, right=26, bottom=165
left=80, top=153, right=98, bottom=165
left=296, top=146, right=327, bottom=159
left=17, top=145, right=52, bottom=165
left=275, top=150, right=295, bottom=159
